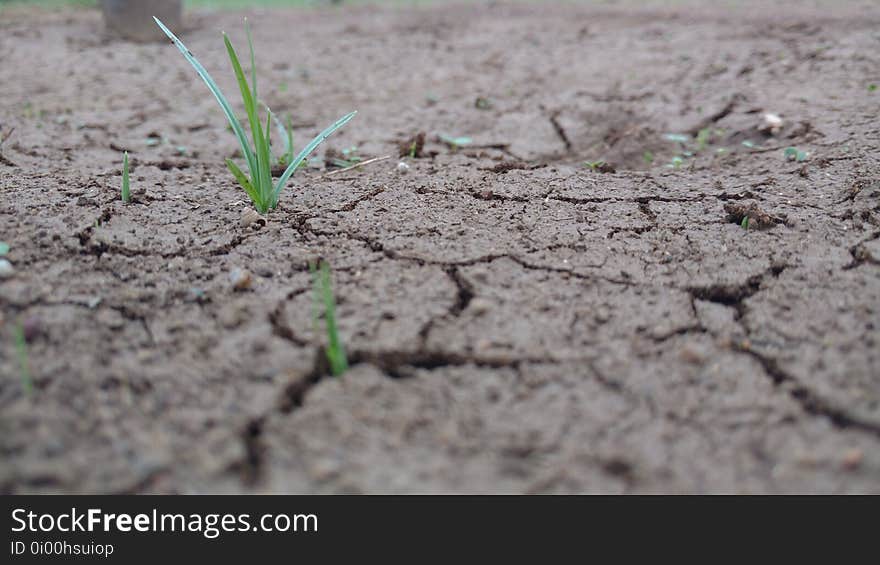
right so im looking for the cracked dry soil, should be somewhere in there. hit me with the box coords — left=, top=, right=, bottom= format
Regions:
left=1, top=1, right=879, bottom=493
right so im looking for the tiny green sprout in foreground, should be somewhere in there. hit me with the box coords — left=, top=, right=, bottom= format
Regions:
left=741, top=216, right=750, bottom=230
left=311, top=260, right=348, bottom=377
left=869, top=84, right=877, bottom=93
left=13, top=321, right=33, bottom=396
left=121, top=151, right=131, bottom=203
left=155, top=18, right=356, bottom=214
left=0, top=241, right=9, bottom=256
left=584, top=160, right=606, bottom=171
left=784, top=146, right=808, bottom=162
left=643, top=151, right=654, bottom=165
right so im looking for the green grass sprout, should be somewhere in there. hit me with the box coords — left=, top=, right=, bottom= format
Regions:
left=13, top=321, right=33, bottom=396
left=154, top=17, right=356, bottom=214
left=663, top=133, right=690, bottom=144
left=667, top=155, right=684, bottom=169
left=696, top=127, right=711, bottom=151
left=121, top=151, right=130, bottom=203
left=331, top=146, right=363, bottom=168
left=741, top=216, right=750, bottom=230
left=0, top=241, right=9, bottom=256
left=311, top=260, right=348, bottom=376
left=784, top=146, right=808, bottom=162
left=439, top=134, right=473, bottom=151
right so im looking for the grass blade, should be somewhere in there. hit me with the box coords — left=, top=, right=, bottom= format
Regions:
left=121, top=151, right=130, bottom=203
left=273, top=111, right=357, bottom=206
left=311, top=261, right=348, bottom=376
left=226, top=158, right=261, bottom=208
left=154, top=17, right=256, bottom=180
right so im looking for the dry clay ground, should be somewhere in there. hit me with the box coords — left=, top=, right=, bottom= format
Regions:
left=0, top=1, right=879, bottom=493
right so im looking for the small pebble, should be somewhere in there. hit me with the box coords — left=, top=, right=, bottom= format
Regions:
left=841, top=448, right=863, bottom=470
left=229, top=268, right=253, bottom=291
left=396, top=161, right=410, bottom=174
left=0, top=258, right=15, bottom=279
left=240, top=208, right=266, bottom=229
left=469, top=298, right=492, bottom=316
left=679, top=345, right=705, bottom=364
left=759, top=112, right=784, bottom=135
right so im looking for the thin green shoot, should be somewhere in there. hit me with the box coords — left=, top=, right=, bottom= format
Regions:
left=409, top=140, right=418, bottom=159
left=0, top=241, right=9, bottom=256
left=154, top=17, right=356, bottom=214
left=331, top=146, right=363, bottom=168
left=311, top=260, right=348, bottom=376
left=266, top=108, right=295, bottom=167
left=643, top=151, right=654, bottom=165
left=696, top=127, right=711, bottom=151
left=663, top=133, right=690, bottom=144
left=13, top=321, right=33, bottom=396
left=584, top=160, right=606, bottom=171
left=741, top=216, right=750, bottom=230
left=869, top=84, right=877, bottom=93
left=741, top=140, right=756, bottom=148
left=440, top=134, right=473, bottom=151
left=667, top=155, right=684, bottom=169
left=121, top=151, right=131, bottom=203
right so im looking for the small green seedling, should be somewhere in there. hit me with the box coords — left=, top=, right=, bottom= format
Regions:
left=869, top=84, right=877, bottom=93
left=121, top=151, right=130, bottom=203
left=331, top=146, right=363, bottom=168
left=663, top=133, right=690, bottom=144
left=741, top=140, right=756, bottom=148
left=667, top=155, right=684, bottom=169
left=0, top=242, right=9, bottom=256
left=311, top=260, right=348, bottom=376
left=584, top=160, right=606, bottom=171
left=643, top=151, right=654, bottom=165
left=13, top=321, right=33, bottom=396
left=696, top=127, right=711, bottom=151
left=155, top=18, right=356, bottom=214
left=784, top=147, right=808, bottom=162
left=439, top=134, right=473, bottom=151
left=741, top=216, right=750, bottom=230
left=280, top=115, right=295, bottom=167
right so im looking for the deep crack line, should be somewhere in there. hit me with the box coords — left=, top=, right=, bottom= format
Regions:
left=735, top=343, right=880, bottom=438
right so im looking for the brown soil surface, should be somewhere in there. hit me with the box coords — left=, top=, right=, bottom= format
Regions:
left=1, top=1, right=879, bottom=493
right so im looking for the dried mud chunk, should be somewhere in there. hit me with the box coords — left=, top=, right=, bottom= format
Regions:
left=589, top=162, right=617, bottom=174
left=324, top=147, right=342, bottom=168
left=724, top=202, right=782, bottom=229
left=489, top=161, right=529, bottom=174
left=229, top=268, right=253, bottom=291
left=398, top=132, right=426, bottom=158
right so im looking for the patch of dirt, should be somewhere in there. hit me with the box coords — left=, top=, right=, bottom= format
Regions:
left=1, top=1, right=879, bottom=493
